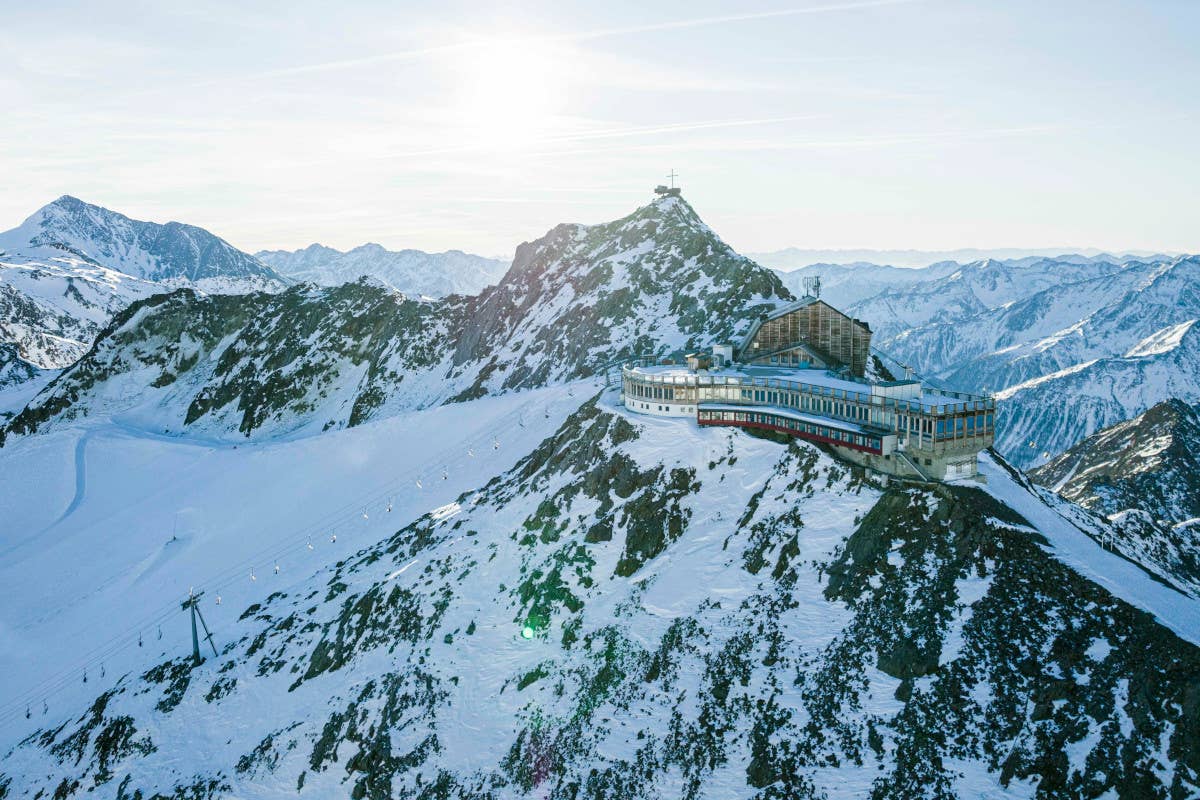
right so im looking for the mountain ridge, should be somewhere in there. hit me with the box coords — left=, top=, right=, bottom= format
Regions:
left=1, top=194, right=792, bottom=444
left=1, top=395, right=1197, bottom=798
left=256, top=242, right=507, bottom=298
left=0, top=197, right=288, bottom=374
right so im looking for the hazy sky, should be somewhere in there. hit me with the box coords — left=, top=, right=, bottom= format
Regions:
left=2, top=0, right=1198, bottom=258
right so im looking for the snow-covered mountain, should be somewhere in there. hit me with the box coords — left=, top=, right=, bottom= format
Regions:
left=1031, top=399, right=1200, bottom=526
left=772, top=261, right=960, bottom=307
left=832, top=254, right=1200, bottom=468
left=749, top=246, right=1172, bottom=270
left=2, top=192, right=1199, bottom=797
left=0, top=255, right=163, bottom=369
left=890, top=256, right=1200, bottom=392
left=1, top=195, right=791, bottom=443
left=994, top=319, right=1200, bottom=468
left=846, top=257, right=1132, bottom=343
left=1, top=391, right=1198, bottom=797
left=0, top=196, right=283, bottom=286
left=0, top=344, right=55, bottom=421
left=0, top=197, right=288, bottom=375
left=1029, top=400, right=1200, bottom=598
left=256, top=243, right=508, bottom=298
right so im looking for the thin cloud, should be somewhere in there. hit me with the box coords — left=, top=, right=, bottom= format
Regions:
left=279, top=115, right=827, bottom=167
left=246, top=0, right=924, bottom=81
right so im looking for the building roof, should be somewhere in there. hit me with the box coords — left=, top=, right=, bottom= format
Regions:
left=626, top=363, right=992, bottom=412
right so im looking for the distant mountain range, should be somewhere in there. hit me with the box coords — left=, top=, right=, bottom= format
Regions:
left=0, top=199, right=507, bottom=388
left=752, top=246, right=1177, bottom=271
left=256, top=243, right=508, bottom=298
left=4, top=194, right=1200, bottom=799
left=2, top=195, right=1197, bottom=472
left=0, top=196, right=285, bottom=371
left=2, top=196, right=788, bottom=443
left=836, top=254, right=1200, bottom=467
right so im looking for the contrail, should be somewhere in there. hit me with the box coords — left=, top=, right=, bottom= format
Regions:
left=251, top=0, right=925, bottom=80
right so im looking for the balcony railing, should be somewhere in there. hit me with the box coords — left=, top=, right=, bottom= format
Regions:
left=621, top=363, right=995, bottom=415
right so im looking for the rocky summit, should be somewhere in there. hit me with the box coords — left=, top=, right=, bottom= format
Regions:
left=1, top=195, right=790, bottom=444
left=1, top=194, right=1199, bottom=800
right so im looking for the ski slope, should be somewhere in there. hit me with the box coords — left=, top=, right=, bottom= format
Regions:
left=0, top=382, right=589, bottom=741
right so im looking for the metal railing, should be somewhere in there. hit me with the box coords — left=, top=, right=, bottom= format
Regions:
left=620, top=363, right=995, bottom=415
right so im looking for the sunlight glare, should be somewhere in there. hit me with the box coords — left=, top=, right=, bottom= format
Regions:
left=451, top=39, right=565, bottom=152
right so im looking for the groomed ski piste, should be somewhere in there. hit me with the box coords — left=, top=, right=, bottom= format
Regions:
left=1, top=385, right=1198, bottom=797
left=0, top=382, right=588, bottom=742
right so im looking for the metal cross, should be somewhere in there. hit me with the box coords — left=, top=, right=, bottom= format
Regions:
left=667, top=169, right=678, bottom=188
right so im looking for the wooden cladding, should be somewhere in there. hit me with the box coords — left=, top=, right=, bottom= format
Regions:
left=745, top=301, right=871, bottom=377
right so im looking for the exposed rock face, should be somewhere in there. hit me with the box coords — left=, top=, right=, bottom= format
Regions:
left=1030, top=399, right=1200, bottom=597
left=1031, top=399, right=1200, bottom=525
left=2, top=196, right=792, bottom=443
left=0, top=196, right=287, bottom=373
left=0, top=196, right=283, bottom=285
left=1, top=399, right=1197, bottom=798
left=995, top=321, right=1200, bottom=469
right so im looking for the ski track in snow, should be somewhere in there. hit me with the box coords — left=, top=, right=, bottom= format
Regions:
left=0, top=383, right=589, bottom=736
left=49, top=428, right=92, bottom=529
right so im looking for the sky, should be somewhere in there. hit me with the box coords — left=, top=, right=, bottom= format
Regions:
left=2, top=0, right=1198, bottom=259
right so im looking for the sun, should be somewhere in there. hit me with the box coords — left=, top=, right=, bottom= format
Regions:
left=449, top=38, right=565, bottom=151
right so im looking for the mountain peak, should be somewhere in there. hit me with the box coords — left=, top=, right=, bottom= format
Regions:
left=0, top=196, right=282, bottom=286
left=50, top=194, right=89, bottom=209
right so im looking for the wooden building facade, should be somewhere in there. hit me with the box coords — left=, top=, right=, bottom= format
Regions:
left=738, top=298, right=872, bottom=377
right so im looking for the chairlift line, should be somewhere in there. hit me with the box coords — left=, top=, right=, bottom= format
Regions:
left=1, top=399, right=541, bottom=726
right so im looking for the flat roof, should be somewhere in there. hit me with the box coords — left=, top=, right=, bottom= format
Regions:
left=627, top=363, right=987, bottom=410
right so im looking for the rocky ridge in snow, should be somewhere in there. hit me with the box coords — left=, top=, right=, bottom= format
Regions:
left=994, top=319, right=1200, bottom=468
left=1, top=195, right=791, bottom=444
left=256, top=243, right=508, bottom=298
left=1, top=394, right=1197, bottom=798
left=1028, top=399, right=1200, bottom=598
left=0, top=197, right=288, bottom=377
left=1031, top=398, right=1200, bottom=525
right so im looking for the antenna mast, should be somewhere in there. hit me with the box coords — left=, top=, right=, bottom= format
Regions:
left=802, top=275, right=822, bottom=299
